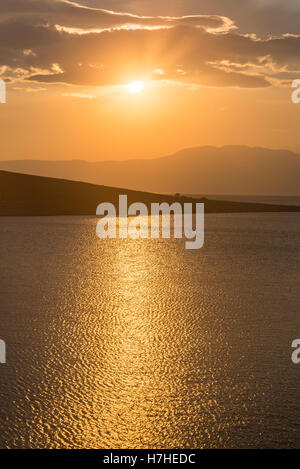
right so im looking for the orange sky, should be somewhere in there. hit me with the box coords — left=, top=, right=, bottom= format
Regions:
left=1, top=0, right=300, bottom=161
left=1, top=82, right=299, bottom=161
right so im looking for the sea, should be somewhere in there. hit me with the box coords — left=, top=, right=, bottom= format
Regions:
left=0, top=211, right=299, bottom=448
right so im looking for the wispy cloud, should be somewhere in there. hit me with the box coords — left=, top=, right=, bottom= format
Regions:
left=61, top=92, right=97, bottom=98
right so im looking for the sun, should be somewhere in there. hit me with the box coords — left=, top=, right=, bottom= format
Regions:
left=126, top=81, right=144, bottom=94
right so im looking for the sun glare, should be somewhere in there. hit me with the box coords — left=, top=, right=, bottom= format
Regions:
left=127, top=81, right=144, bottom=94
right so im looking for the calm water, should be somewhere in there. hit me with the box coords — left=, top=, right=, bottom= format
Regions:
left=0, top=214, right=299, bottom=449
left=189, top=195, right=300, bottom=206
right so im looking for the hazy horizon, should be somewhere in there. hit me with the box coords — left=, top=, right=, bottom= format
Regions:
left=1, top=145, right=299, bottom=196
left=1, top=143, right=300, bottom=163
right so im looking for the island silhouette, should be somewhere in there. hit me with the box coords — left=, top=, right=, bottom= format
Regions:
left=1, top=170, right=299, bottom=216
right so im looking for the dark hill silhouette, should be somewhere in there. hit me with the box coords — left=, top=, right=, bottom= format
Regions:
left=0, top=146, right=300, bottom=195
left=0, top=170, right=299, bottom=216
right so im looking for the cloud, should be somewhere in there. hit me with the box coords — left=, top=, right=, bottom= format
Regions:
left=78, top=0, right=300, bottom=37
left=61, top=92, right=97, bottom=98
left=1, top=0, right=300, bottom=89
left=0, top=0, right=233, bottom=32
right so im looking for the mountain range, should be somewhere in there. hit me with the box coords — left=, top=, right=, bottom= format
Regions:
left=0, top=146, right=299, bottom=195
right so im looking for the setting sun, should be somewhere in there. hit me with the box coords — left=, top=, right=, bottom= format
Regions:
left=126, top=81, right=144, bottom=94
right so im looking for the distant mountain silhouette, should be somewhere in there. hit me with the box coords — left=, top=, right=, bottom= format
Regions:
left=0, top=146, right=300, bottom=195
left=1, top=170, right=299, bottom=216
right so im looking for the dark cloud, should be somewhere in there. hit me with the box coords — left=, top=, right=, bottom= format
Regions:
left=0, top=0, right=300, bottom=88
left=80, top=0, right=300, bottom=37
left=0, top=0, right=232, bottom=31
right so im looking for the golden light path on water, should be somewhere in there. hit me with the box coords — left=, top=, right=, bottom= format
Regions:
left=0, top=214, right=299, bottom=448
left=69, top=231, right=205, bottom=449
